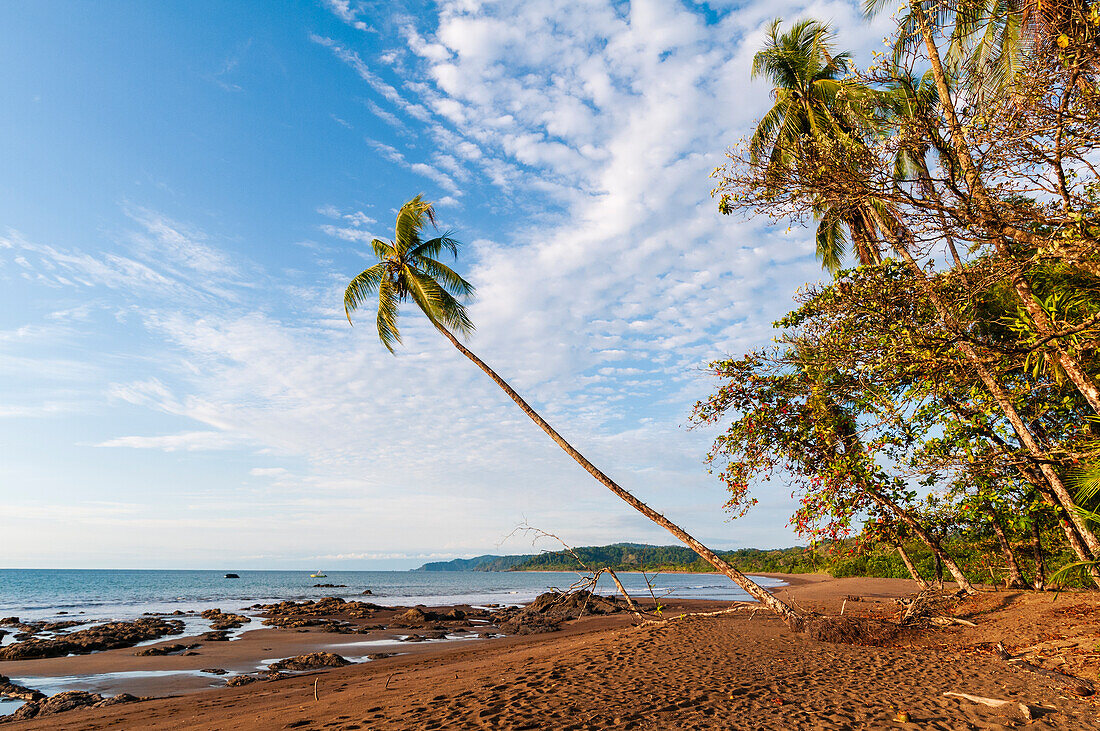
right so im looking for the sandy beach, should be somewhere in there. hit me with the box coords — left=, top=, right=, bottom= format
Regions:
left=3, top=575, right=1098, bottom=729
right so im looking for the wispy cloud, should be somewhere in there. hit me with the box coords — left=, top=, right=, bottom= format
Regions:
left=1, top=1, right=898, bottom=567
left=322, top=0, right=372, bottom=32
left=96, top=431, right=248, bottom=452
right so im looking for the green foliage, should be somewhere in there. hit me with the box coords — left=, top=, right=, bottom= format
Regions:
left=413, top=554, right=535, bottom=572
left=344, top=195, right=475, bottom=352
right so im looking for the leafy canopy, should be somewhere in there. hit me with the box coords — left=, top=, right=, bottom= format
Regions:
left=343, top=195, right=475, bottom=352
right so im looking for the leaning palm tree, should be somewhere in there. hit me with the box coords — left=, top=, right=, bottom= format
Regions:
left=344, top=195, right=802, bottom=628
left=750, top=18, right=887, bottom=273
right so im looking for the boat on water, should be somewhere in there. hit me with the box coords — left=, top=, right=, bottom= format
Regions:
left=310, top=570, right=327, bottom=577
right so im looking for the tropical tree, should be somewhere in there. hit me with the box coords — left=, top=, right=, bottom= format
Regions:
left=743, top=18, right=886, bottom=273
left=343, top=195, right=802, bottom=627
left=717, top=11, right=1100, bottom=563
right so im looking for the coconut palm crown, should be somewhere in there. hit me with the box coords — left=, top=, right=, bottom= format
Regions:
left=750, top=19, right=888, bottom=273
left=750, top=18, right=859, bottom=174
left=343, top=195, right=475, bottom=352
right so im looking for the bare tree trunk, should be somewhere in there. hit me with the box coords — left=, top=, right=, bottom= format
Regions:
left=604, top=568, right=639, bottom=613
left=864, top=487, right=976, bottom=593
left=908, top=0, right=1100, bottom=417
left=865, top=204, right=1100, bottom=560
left=939, top=394, right=1100, bottom=588
left=1030, top=521, right=1047, bottom=591
left=432, top=323, right=803, bottom=629
left=986, top=506, right=1028, bottom=589
left=896, top=542, right=930, bottom=588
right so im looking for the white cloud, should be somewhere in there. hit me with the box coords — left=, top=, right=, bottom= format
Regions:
left=96, top=431, right=246, bottom=452
left=322, top=0, right=371, bottom=31
left=1, top=1, right=899, bottom=566
left=250, top=467, right=291, bottom=478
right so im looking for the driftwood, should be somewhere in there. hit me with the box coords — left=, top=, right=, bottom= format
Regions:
left=930, top=616, right=977, bottom=627
left=943, top=692, right=1036, bottom=720
left=995, top=642, right=1095, bottom=697
left=506, top=524, right=649, bottom=621
left=634, top=603, right=758, bottom=628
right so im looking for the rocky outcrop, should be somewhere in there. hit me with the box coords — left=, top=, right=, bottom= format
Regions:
left=225, top=675, right=259, bottom=687
left=0, top=675, right=45, bottom=702
left=0, top=691, right=143, bottom=723
left=0, top=619, right=86, bottom=637
left=267, top=652, right=353, bottom=671
left=389, top=607, right=433, bottom=627
left=0, top=618, right=185, bottom=661
left=494, top=591, right=625, bottom=635
left=199, top=609, right=250, bottom=630
left=257, top=597, right=383, bottom=621
left=312, top=584, right=347, bottom=588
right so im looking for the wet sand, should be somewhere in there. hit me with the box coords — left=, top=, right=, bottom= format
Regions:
left=4, top=575, right=1099, bottom=729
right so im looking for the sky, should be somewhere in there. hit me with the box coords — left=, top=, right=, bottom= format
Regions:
left=0, top=0, right=894, bottom=569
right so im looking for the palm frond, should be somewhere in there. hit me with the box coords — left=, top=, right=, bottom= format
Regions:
left=394, top=195, right=431, bottom=254
left=815, top=210, right=848, bottom=274
left=749, top=102, right=791, bottom=164
left=410, top=233, right=460, bottom=260
left=371, top=238, right=395, bottom=261
left=343, top=263, right=387, bottom=324
left=376, top=277, right=402, bottom=353
left=419, top=256, right=476, bottom=297
left=1071, top=461, right=1100, bottom=505
left=404, top=267, right=475, bottom=337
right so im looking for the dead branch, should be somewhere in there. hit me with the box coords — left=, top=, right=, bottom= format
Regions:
left=943, top=692, right=1037, bottom=720
left=506, top=522, right=646, bottom=621
left=995, top=642, right=1095, bottom=696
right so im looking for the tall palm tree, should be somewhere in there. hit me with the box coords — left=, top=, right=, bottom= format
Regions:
left=750, top=18, right=887, bottom=273
left=752, top=13, right=1100, bottom=566
left=875, top=0, right=1097, bottom=101
left=344, top=195, right=802, bottom=627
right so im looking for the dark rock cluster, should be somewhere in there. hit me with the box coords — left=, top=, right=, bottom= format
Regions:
left=494, top=591, right=625, bottom=635
left=267, top=652, right=353, bottom=671
left=0, top=691, right=143, bottom=723
left=0, top=618, right=185, bottom=660
left=0, top=675, right=45, bottom=702
left=199, top=608, right=251, bottom=630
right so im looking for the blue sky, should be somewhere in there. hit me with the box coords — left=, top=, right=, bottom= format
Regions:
left=0, top=0, right=891, bottom=569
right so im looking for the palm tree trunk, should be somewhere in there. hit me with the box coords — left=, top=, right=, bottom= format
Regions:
left=896, top=542, right=929, bottom=588
left=908, top=0, right=1100, bottom=417
left=431, top=323, right=803, bottom=629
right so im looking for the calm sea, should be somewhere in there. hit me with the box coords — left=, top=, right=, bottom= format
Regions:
left=0, top=569, right=784, bottom=622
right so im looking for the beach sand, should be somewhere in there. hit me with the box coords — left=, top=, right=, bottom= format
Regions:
left=4, top=575, right=1099, bottom=729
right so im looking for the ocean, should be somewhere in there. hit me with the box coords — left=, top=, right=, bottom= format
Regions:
left=0, top=569, right=785, bottom=622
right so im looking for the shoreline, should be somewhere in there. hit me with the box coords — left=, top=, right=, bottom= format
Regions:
left=2, top=575, right=1098, bottom=728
